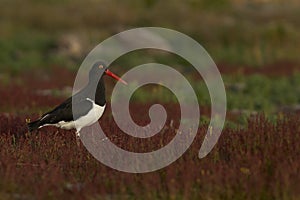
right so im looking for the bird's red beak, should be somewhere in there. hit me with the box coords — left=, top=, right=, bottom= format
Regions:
left=105, top=69, right=127, bottom=85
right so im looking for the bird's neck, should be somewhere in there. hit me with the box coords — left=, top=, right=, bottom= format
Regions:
left=87, top=77, right=106, bottom=106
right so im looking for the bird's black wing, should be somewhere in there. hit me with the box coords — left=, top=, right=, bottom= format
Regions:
left=39, top=97, right=93, bottom=125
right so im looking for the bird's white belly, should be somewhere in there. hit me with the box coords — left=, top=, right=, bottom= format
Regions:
left=73, top=103, right=106, bottom=131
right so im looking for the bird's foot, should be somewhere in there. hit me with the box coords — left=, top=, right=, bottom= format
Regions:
left=75, top=131, right=81, bottom=147
left=76, top=136, right=81, bottom=147
left=76, top=131, right=80, bottom=137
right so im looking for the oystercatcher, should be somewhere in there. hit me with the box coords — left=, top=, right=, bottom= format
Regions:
left=27, top=62, right=127, bottom=137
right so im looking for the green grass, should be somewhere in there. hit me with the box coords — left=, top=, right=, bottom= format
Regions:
left=0, top=31, right=74, bottom=74
left=0, top=0, right=300, bottom=72
left=224, top=73, right=300, bottom=112
left=118, top=73, right=300, bottom=115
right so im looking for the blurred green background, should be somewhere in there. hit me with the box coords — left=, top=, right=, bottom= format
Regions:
left=1, top=0, right=300, bottom=123
left=1, top=0, right=300, bottom=71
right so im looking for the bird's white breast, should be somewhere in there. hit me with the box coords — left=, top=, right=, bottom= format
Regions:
left=73, top=98, right=106, bottom=131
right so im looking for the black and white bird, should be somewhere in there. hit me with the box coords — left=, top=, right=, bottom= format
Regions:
left=27, top=62, right=127, bottom=137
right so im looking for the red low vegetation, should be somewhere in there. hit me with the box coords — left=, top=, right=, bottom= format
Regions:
left=0, top=112, right=299, bottom=199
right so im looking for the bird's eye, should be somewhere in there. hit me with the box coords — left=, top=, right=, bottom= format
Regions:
left=99, top=65, right=103, bottom=69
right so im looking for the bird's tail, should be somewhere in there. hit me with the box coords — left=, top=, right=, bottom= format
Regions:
left=27, top=120, right=41, bottom=132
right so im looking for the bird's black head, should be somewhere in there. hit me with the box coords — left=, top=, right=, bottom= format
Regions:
left=89, top=61, right=107, bottom=81
left=89, top=61, right=127, bottom=85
